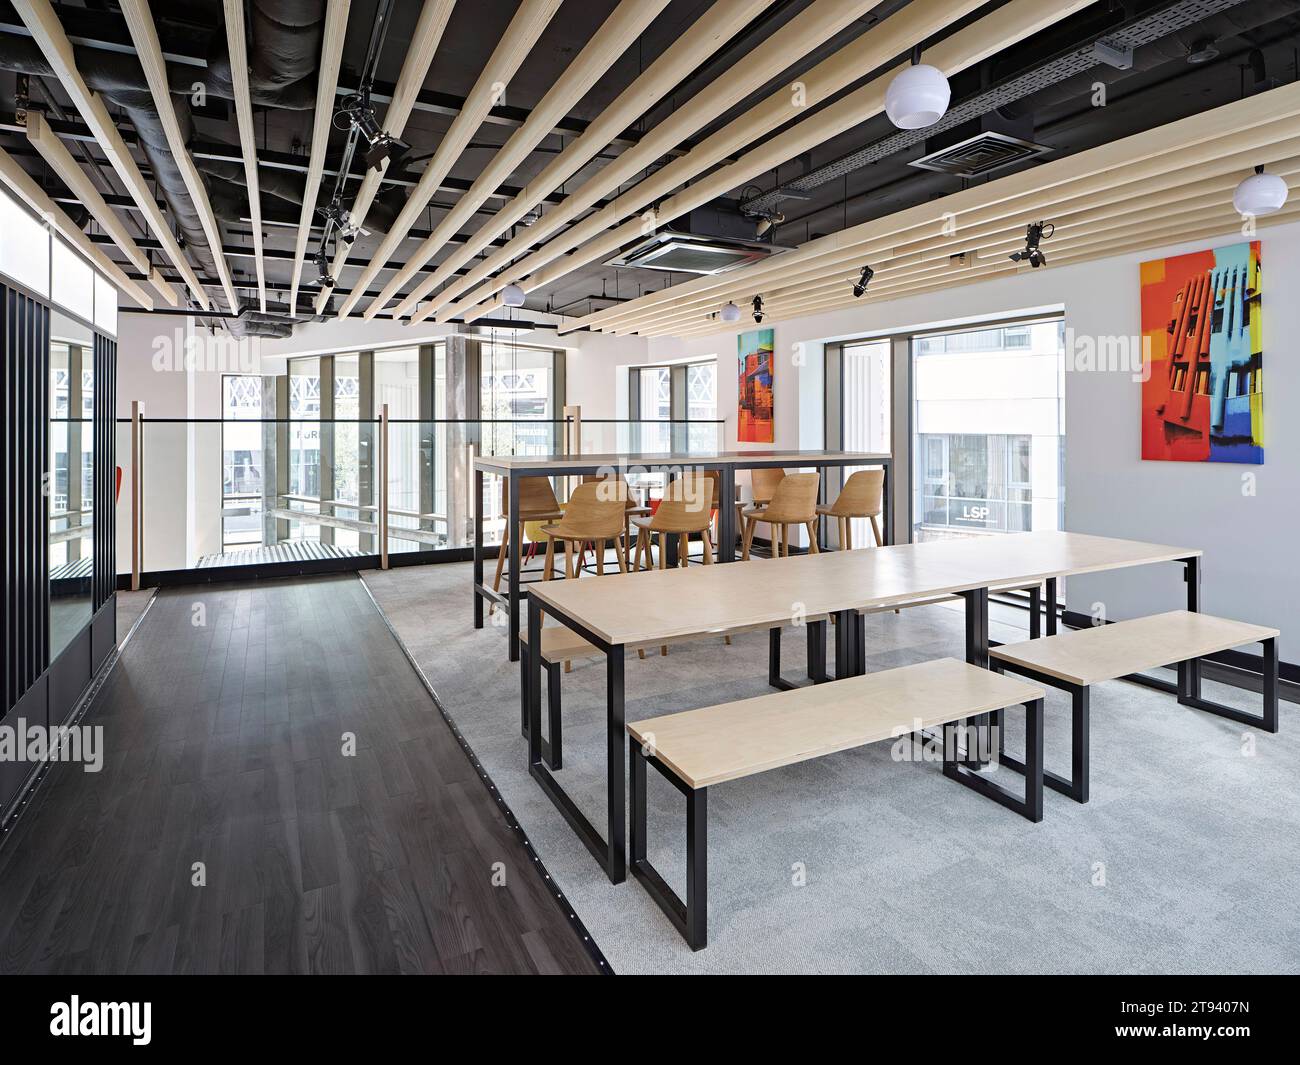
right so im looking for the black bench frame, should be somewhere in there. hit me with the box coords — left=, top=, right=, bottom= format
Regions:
left=629, top=693, right=1045, bottom=951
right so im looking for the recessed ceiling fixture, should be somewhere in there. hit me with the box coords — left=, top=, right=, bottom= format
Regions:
left=852, top=264, right=874, bottom=297
left=1009, top=221, right=1053, bottom=268
left=1233, top=165, right=1288, bottom=216
left=502, top=283, right=527, bottom=308
left=885, top=48, right=950, bottom=131
left=720, top=301, right=742, bottom=322
left=752, top=295, right=764, bottom=324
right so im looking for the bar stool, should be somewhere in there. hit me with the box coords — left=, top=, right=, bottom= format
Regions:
left=739, top=466, right=787, bottom=538
left=631, top=471, right=716, bottom=570
left=582, top=473, right=650, bottom=569
left=817, top=468, right=884, bottom=549
left=490, top=477, right=564, bottom=611
left=741, top=472, right=821, bottom=559
left=539, top=480, right=629, bottom=580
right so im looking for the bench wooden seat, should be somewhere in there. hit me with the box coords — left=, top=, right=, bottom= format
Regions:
left=989, top=610, right=1280, bottom=804
left=626, top=658, right=1046, bottom=949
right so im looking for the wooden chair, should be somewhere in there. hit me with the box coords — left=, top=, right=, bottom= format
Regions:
left=741, top=472, right=820, bottom=559
left=539, top=480, right=629, bottom=580
left=632, top=472, right=716, bottom=571
left=739, top=466, right=787, bottom=537
left=490, top=477, right=563, bottom=612
left=817, top=468, right=884, bottom=549
left=582, top=473, right=650, bottom=567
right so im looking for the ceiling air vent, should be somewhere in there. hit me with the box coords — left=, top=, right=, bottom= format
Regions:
left=909, top=131, right=1051, bottom=179
left=606, top=205, right=787, bottom=275
left=606, top=231, right=777, bottom=275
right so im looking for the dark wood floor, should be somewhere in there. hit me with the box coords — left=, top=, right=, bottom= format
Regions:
left=0, top=575, right=602, bottom=974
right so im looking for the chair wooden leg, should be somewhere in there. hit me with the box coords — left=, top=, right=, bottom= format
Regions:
left=837, top=516, right=847, bottom=551
left=564, top=539, right=576, bottom=580
left=845, top=519, right=853, bottom=551
left=615, top=537, right=627, bottom=574
left=679, top=532, right=689, bottom=568
left=490, top=529, right=509, bottom=614
left=870, top=514, right=882, bottom=547
left=638, top=648, right=646, bottom=659
left=543, top=536, right=556, bottom=581
left=596, top=539, right=605, bottom=576
left=701, top=529, right=713, bottom=564
left=806, top=521, right=820, bottom=554
left=741, top=518, right=755, bottom=560
left=658, top=532, right=667, bottom=570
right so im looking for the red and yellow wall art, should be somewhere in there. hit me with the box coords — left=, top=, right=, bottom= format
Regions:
left=1140, top=241, right=1263, bottom=463
left=737, top=327, right=774, bottom=443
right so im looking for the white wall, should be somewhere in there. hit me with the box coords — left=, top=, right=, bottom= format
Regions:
left=665, top=220, right=1299, bottom=645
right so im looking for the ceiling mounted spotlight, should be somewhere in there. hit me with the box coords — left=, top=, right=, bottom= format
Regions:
left=1008, top=221, right=1053, bottom=269
left=720, top=301, right=742, bottom=323
left=315, top=251, right=336, bottom=288
left=852, top=264, right=874, bottom=298
left=885, top=47, right=950, bottom=130
left=1186, top=37, right=1219, bottom=64
left=752, top=295, right=764, bottom=324
left=336, top=93, right=411, bottom=172
left=1233, top=165, right=1289, bottom=216
left=501, top=283, right=527, bottom=308
left=755, top=211, right=785, bottom=237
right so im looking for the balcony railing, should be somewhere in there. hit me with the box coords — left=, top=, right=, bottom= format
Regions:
left=116, top=411, right=724, bottom=582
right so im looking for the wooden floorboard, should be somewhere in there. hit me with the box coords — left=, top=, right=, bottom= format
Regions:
left=0, top=574, right=602, bottom=975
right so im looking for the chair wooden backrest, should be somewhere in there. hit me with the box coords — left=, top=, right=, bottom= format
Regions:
left=750, top=467, right=787, bottom=504
left=763, top=472, right=820, bottom=523
left=825, top=469, right=883, bottom=517
left=551, top=479, right=628, bottom=539
left=653, top=472, right=715, bottom=533
left=500, top=475, right=560, bottom=517
left=582, top=473, right=640, bottom=511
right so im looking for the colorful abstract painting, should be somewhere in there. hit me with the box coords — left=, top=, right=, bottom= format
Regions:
left=737, top=328, right=774, bottom=443
left=1140, top=241, right=1263, bottom=463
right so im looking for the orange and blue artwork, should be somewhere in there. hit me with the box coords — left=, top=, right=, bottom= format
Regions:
left=1140, top=241, right=1263, bottom=463
left=738, top=328, right=774, bottom=443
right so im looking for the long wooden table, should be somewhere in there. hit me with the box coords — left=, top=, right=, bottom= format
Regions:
left=523, top=530, right=1202, bottom=883
left=473, top=449, right=892, bottom=662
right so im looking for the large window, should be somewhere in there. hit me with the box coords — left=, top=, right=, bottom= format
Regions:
left=912, top=318, right=1064, bottom=542
left=222, top=375, right=264, bottom=547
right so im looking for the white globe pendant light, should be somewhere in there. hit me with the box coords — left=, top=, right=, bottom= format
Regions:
left=720, top=301, right=741, bottom=323
left=501, top=283, right=527, bottom=307
left=885, top=60, right=950, bottom=130
left=1233, top=166, right=1288, bottom=216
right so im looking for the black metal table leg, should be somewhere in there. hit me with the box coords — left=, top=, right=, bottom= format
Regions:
left=944, top=698, right=1044, bottom=822
left=473, top=467, right=484, bottom=628
left=881, top=461, right=892, bottom=545
left=1045, top=577, right=1058, bottom=636
left=1030, top=584, right=1042, bottom=640
left=1182, top=555, right=1202, bottom=699
left=808, top=618, right=829, bottom=683
left=717, top=466, right=736, bottom=562
left=507, top=473, right=522, bottom=662
left=834, top=608, right=856, bottom=679
left=605, top=649, right=626, bottom=882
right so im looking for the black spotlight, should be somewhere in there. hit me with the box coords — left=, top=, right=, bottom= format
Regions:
left=852, top=264, right=874, bottom=297
left=338, top=93, right=411, bottom=171
left=315, top=251, right=335, bottom=289
left=1009, top=221, right=1053, bottom=268
left=752, top=295, right=764, bottom=323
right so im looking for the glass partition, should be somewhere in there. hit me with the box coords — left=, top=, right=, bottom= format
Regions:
left=118, top=416, right=725, bottom=573
left=49, top=313, right=94, bottom=656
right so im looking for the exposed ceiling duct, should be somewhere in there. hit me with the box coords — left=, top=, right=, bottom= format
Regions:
left=0, top=0, right=329, bottom=334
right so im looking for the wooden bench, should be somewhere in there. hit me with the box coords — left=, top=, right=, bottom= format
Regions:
left=989, top=610, right=1280, bottom=804
left=625, top=658, right=1045, bottom=950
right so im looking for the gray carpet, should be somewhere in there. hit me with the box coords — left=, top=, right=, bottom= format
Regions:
left=363, top=562, right=1299, bottom=974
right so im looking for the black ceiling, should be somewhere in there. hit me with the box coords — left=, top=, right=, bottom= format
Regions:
left=1, top=0, right=1297, bottom=330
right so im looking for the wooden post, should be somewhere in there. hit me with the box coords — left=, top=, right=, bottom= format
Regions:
left=130, top=400, right=143, bottom=590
